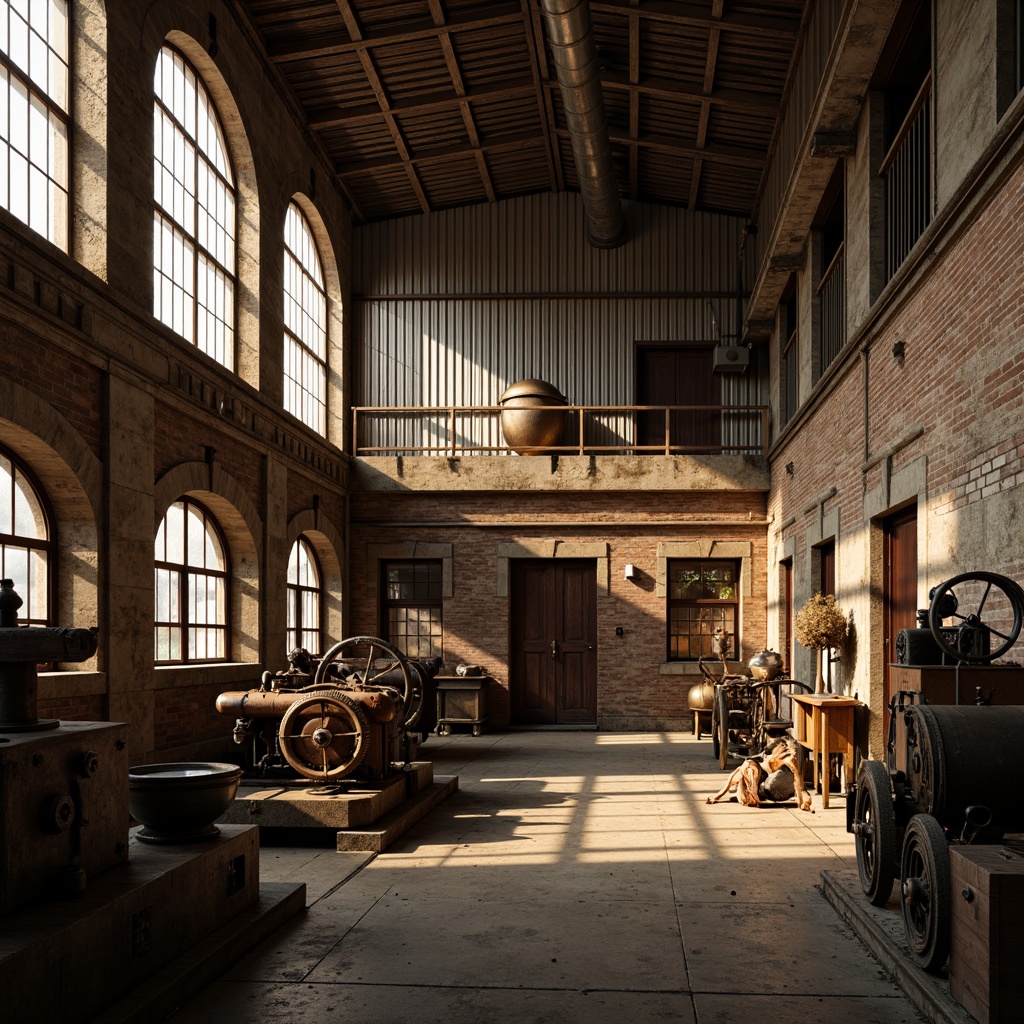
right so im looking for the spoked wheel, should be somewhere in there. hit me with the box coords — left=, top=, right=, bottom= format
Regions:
left=314, top=635, right=423, bottom=729
left=716, top=685, right=731, bottom=770
left=928, top=571, right=1024, bottom=663
left=711, top=685, right=722, bottom=761
left=278, top=690, right=369, bottom=781
left=900, top=814, right=952, bottom=972
left=852, top=760, right=898, bottom=906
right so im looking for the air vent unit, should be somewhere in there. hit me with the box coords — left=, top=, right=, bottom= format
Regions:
left=712, top=344, right=749, bottom=372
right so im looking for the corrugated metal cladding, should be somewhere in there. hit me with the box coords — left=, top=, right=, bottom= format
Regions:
left=751, top=0, right=845, bottom=272
left=353, top=194, right=767, bottom=452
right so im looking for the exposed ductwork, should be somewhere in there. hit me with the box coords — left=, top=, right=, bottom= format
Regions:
left=540, top=0, right=626, bottom=248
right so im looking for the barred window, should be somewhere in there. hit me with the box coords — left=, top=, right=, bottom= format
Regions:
left=1, top=0, right=70, bottom=248
left=381, top=560, right=443, bottom=660
left=286, top=536, right=321, bottom=655
left=283, top=203, right=327, bottom=435
left=0, top=444, right=51, bottom=626
left=155, top=498, right=228, bottom=663
left=153, top=45, right=236, bottom=369
left=667, top=559, right=739, bottom=661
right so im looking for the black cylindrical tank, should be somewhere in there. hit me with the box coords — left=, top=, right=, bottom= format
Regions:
left=901, top=703, right=1024, bottom=832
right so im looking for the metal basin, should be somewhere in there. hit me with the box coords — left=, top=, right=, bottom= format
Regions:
left=128, top=762, right=243, bottom=844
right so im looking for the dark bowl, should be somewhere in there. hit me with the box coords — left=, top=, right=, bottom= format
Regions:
left=128, top=762, right=243, bottom=844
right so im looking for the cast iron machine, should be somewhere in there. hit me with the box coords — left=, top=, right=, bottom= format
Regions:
left=217, top=636, right=436, bottom=784
left=848, top=570, right=1024, bottom=971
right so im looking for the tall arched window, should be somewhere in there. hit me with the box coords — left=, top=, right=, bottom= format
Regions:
left=283, top=203, right=327, bottom=435
left=0, top=445, right=52, bottom=626
left=1, top=0, right=70, bottom=248
left=155, top=498, right=228, bottom=663
left=153, top=45, right=236, bottom=370
left=286, top=536, right=321, bottom=655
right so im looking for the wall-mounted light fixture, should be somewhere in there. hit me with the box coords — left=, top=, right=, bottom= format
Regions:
left=624, top=563, right=637, bottom=580
left=892, top=339, right=906, bottom=367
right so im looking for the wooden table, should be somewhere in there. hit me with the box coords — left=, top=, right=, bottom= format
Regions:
left=790, top=693, right=862, bottom=808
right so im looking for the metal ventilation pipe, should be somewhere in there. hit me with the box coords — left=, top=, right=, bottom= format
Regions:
left=540, top=0, right=626, bottom=248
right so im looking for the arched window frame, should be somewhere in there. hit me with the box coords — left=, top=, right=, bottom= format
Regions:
left=153, top=43, right=237, bottom=370
left=286, top=535, right=322, bottom=655
left=0, top=442, right=54, bottom=626
left=154, top=497, right=230, bottom=664
left=283, top=202, right=327, bottom=435
left=1, top=0, right=70, bottom=248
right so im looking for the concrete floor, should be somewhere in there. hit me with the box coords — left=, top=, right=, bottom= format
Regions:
left=166, top=731, right=925, bottom=1024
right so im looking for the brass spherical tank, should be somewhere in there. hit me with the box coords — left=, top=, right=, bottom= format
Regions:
left=748, top=648, right=785, bottom=681
left=687, top=681, right=716, bottom=713
left=499, top=379, right=567, bottom=455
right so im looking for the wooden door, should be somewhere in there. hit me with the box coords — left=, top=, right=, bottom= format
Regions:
left=636, top=343, right=721, bottom=452
left=510, top=560, right=597, bottom=725
left=883, top=506, right=918, bottom=730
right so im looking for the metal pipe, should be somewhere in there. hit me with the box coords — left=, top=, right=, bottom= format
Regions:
left=540, top=0, right=625, bottom=248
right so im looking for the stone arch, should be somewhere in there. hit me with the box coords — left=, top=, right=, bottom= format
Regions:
left=154, top=461, right=263, bottom=663
left=141, top=9, right=261, bottom=388
left=287, top=508, right=344, bottom=648
left=0, top=377, right=102, bottom=664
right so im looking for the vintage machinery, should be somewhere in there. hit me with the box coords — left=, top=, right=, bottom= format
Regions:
left=217, top=636, right=439, bottom=784
left=848, top=570, right=1024, bottom=972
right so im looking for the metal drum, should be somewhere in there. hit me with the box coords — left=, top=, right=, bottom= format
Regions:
left=902, top=703, right=1024, bottom=833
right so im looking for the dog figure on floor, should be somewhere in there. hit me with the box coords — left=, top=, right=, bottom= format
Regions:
left=706, top=735, right=813, bottom=812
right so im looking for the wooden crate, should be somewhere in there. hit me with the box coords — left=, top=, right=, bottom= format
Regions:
left=950, top=844, right=1024, bottom=1024
left=890, top=665, right=1024, bottom=706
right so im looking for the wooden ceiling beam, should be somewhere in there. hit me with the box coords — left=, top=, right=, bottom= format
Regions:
left=308, top=81, right=538, bottom=130
left=689, top=0, right=722, bottom=209
left=337, top=129, right=548, bottom=177
left=628, top=1, right=639, bottom=200
left=590, top=0, right=800, bottom=41
left=599, top=71, right=779, bottom=112
left=335, top=0, right=432, bottom=214
left=427, top=0, right=496, bottom=203
left=523, top=0, right=563, bottom=193
left=601, top=127, right=763, bottom=168
left=268, top=5, right=523, bottom=62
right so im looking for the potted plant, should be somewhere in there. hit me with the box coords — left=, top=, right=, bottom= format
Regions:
left=795, top=592, right=848, bottom=693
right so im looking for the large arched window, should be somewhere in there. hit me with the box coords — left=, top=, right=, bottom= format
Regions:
left=286, top=536, right=321, bottom=655
left=1, top=0, right=69, bottom=248
left=153, top=45, right=236, bottom=370
left=155, top=498, right=228, bottom=663
left=283, top=203, right=327, bottom=435
left=0, top=445, right=52, bottom=626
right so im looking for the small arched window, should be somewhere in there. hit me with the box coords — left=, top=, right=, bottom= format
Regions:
left=155, top=498, right=228, bottom=663
left=283, top=203, right=327, bottom=435
left=1, top=0, right=70, bottom=248
left=153, top=45, right=236, bottom=370
left=286, top=536, right=321, bottom=655
left=0, top=445, right=52, bottom=626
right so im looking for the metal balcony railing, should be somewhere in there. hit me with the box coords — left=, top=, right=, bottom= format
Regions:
left=882, top=73, right=932, bottom=281
left=352, top=404, right=769, bottom=457
left=817, top=242, right=845, bottom=376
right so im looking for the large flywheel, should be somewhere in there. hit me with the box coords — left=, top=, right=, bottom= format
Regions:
left=278, top=689, right=369, bottom=781
left=314, top=635, right=424, bottom=729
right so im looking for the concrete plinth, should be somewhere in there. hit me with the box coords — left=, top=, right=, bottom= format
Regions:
left=0, top=825, right=305, bottom=1024
left=216, top=763, right=458, bottom=852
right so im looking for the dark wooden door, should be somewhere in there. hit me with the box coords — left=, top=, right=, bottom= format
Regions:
left=510, top=559, right=597, bottom=725
left=636, top=343, right=721, bottom=451
left=884, top=506, right=918, bottom=729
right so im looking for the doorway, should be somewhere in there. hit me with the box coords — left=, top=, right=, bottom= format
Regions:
left=510, top=559, right=597, bottom=725
left=635, top=343, right=721, bottom=451
left=883, top=505, right=918, bottom=730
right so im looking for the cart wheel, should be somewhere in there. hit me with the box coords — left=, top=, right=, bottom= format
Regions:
left=900, top=814, right=952, bottom=972
left=852, top=760, right=897, bottom=906
left=716, top=685, right=730, bottom=770
left=438, top=724, right=450, bottom=737
left=710, top=690, right=721, bottom=761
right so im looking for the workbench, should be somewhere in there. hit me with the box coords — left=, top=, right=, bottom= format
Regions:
left=790, top=692, right=862, bottom=808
